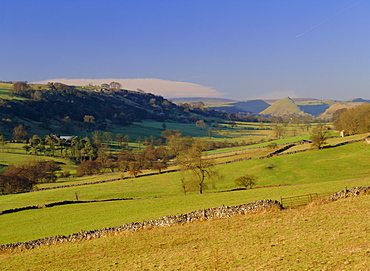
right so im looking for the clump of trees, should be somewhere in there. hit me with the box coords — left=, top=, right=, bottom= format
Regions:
left=24, top=134, right=103, bottom=161
left=75, top=141, right=169, bottom=177
left=75, top=160, right=101, bottom=176
left=333, top=104, right=370, bottom=135
left=0, top=160, right=61, bottom=194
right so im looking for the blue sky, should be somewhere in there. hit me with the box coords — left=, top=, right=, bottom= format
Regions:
left=1, top=0, right=369, bottom=100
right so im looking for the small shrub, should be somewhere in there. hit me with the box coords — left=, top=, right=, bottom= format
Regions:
left=60, top=171, right=71, bottom=178
left=235, top=174, right=257, bottom=189
left=267, top=142, right=277, bottom=150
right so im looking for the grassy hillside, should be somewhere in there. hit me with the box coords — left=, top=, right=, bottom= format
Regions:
left=209, top=99, right=270, bottom=114
left=0, top=83, right=26, bottom=101
left=1, top=139, right=369, bottom=244
left=2, top=82, right=370, bottom=269
left=319, top=102, right=361, bottom=119
left=207, top=97, right=370, bottom=117
left=260, top=97, right=304, bottom=116
left=0, top=82, right=233, bottom=139
left=1, top=194, right=369, bottom=270
left=297, top=102, right=330, bottom=116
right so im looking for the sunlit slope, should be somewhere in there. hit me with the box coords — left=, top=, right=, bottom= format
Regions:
left=1, top=194, right=369, bottom=270
left=260, top=97, right=304, bottom=115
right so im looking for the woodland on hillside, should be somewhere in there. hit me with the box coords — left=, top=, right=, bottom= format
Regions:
left=333, top=103, right=370, bottom=135
left=1, top=82, right=370, bottom=195
left=0, top=82, right=266, bottom=138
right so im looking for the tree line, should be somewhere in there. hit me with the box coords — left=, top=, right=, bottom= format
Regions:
left=0, top=160, right=61, bottom=194
left=0, top=128, right=260, bottom=195
left=333, top=103, right=370, bottom=135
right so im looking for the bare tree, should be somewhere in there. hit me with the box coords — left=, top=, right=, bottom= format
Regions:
left=176, top=139, right=219, bottom=194
left=83, top=115, right=95, bottom=131
left=109, top=82, right=122, bottom=89
left=273, top=125, right=285, bottom=139
left=195, top=120, right=206, bottom=130
left=310, top=124, right=330, bottom=149
left=12, top=125, right=28, bottom=142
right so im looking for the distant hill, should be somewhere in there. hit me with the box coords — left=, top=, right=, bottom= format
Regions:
left=209, top=99, right=270, bottom=114
left=198, top=96, right=370, bottom=117
left=297, top=103, right=330, bottom=116
left=260, top=97, right=304, bottom=116
left=262, top=98, right=319, bottom=105
left=318, top=102, right=364, bottom=119
left=170, top=95, right=370, bottom=118
left=170, top=97, right=235, bottom=105
left=228, top=100, right=270, bottom=113
left=0, top=83, right=230, bottom=138
left=347, top=98, right=370, bottom=103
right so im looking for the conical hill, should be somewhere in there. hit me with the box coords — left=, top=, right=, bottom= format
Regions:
left=260, top=97, right=304, bottom=115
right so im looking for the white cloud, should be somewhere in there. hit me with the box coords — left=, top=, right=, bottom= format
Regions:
left=33, top=78, right=222, bottom=98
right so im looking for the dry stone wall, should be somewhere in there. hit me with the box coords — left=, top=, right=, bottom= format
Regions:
left=0, top=199, right=281, bottom=252
left=0, top=198, right=135, bottom=216
left=15, top=169, right=179, bottom=195
left=1, top=186, right=370, bottom=252
left=328, top=186, right=370, bottom=201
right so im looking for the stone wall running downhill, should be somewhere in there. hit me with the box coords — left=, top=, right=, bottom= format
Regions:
left=0, top=199, right=281, bottom=252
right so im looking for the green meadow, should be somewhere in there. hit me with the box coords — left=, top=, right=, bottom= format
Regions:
left=0, top=83, right=26, bottom=101
left=1, top=112, right=369, bottom=270
left=1, top=139, right=370, bottom=245
left=1, top=195, right=369, bottom=270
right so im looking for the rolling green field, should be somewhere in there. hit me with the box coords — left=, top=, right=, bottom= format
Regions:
left=0, top=119, right=322, bottom=175
left=0, top=83, right=26, bottom=101
left=1, top=139, right=370, bottom=245
left=1, top=112, right=369, bottom=270
left=1, top=194, right=369, bottom=270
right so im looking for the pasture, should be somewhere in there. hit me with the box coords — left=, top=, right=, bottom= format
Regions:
left=0, top=83, right=26, bottom=101
left=1, top=194, right=369, bottom=270
left=1, top=139, right=370, bottom=245
left=1, top=115, right=369, bottom=270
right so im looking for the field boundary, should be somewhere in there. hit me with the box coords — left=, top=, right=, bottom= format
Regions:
left=1, top=186, right=369, bottom=252
left=4, top=135, right=368, bottom=196
left=0, top=199, right=281, bottom=252
left=0, top=198, right=136, bottom=216
left=280, top=193, right=318, bottom=208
